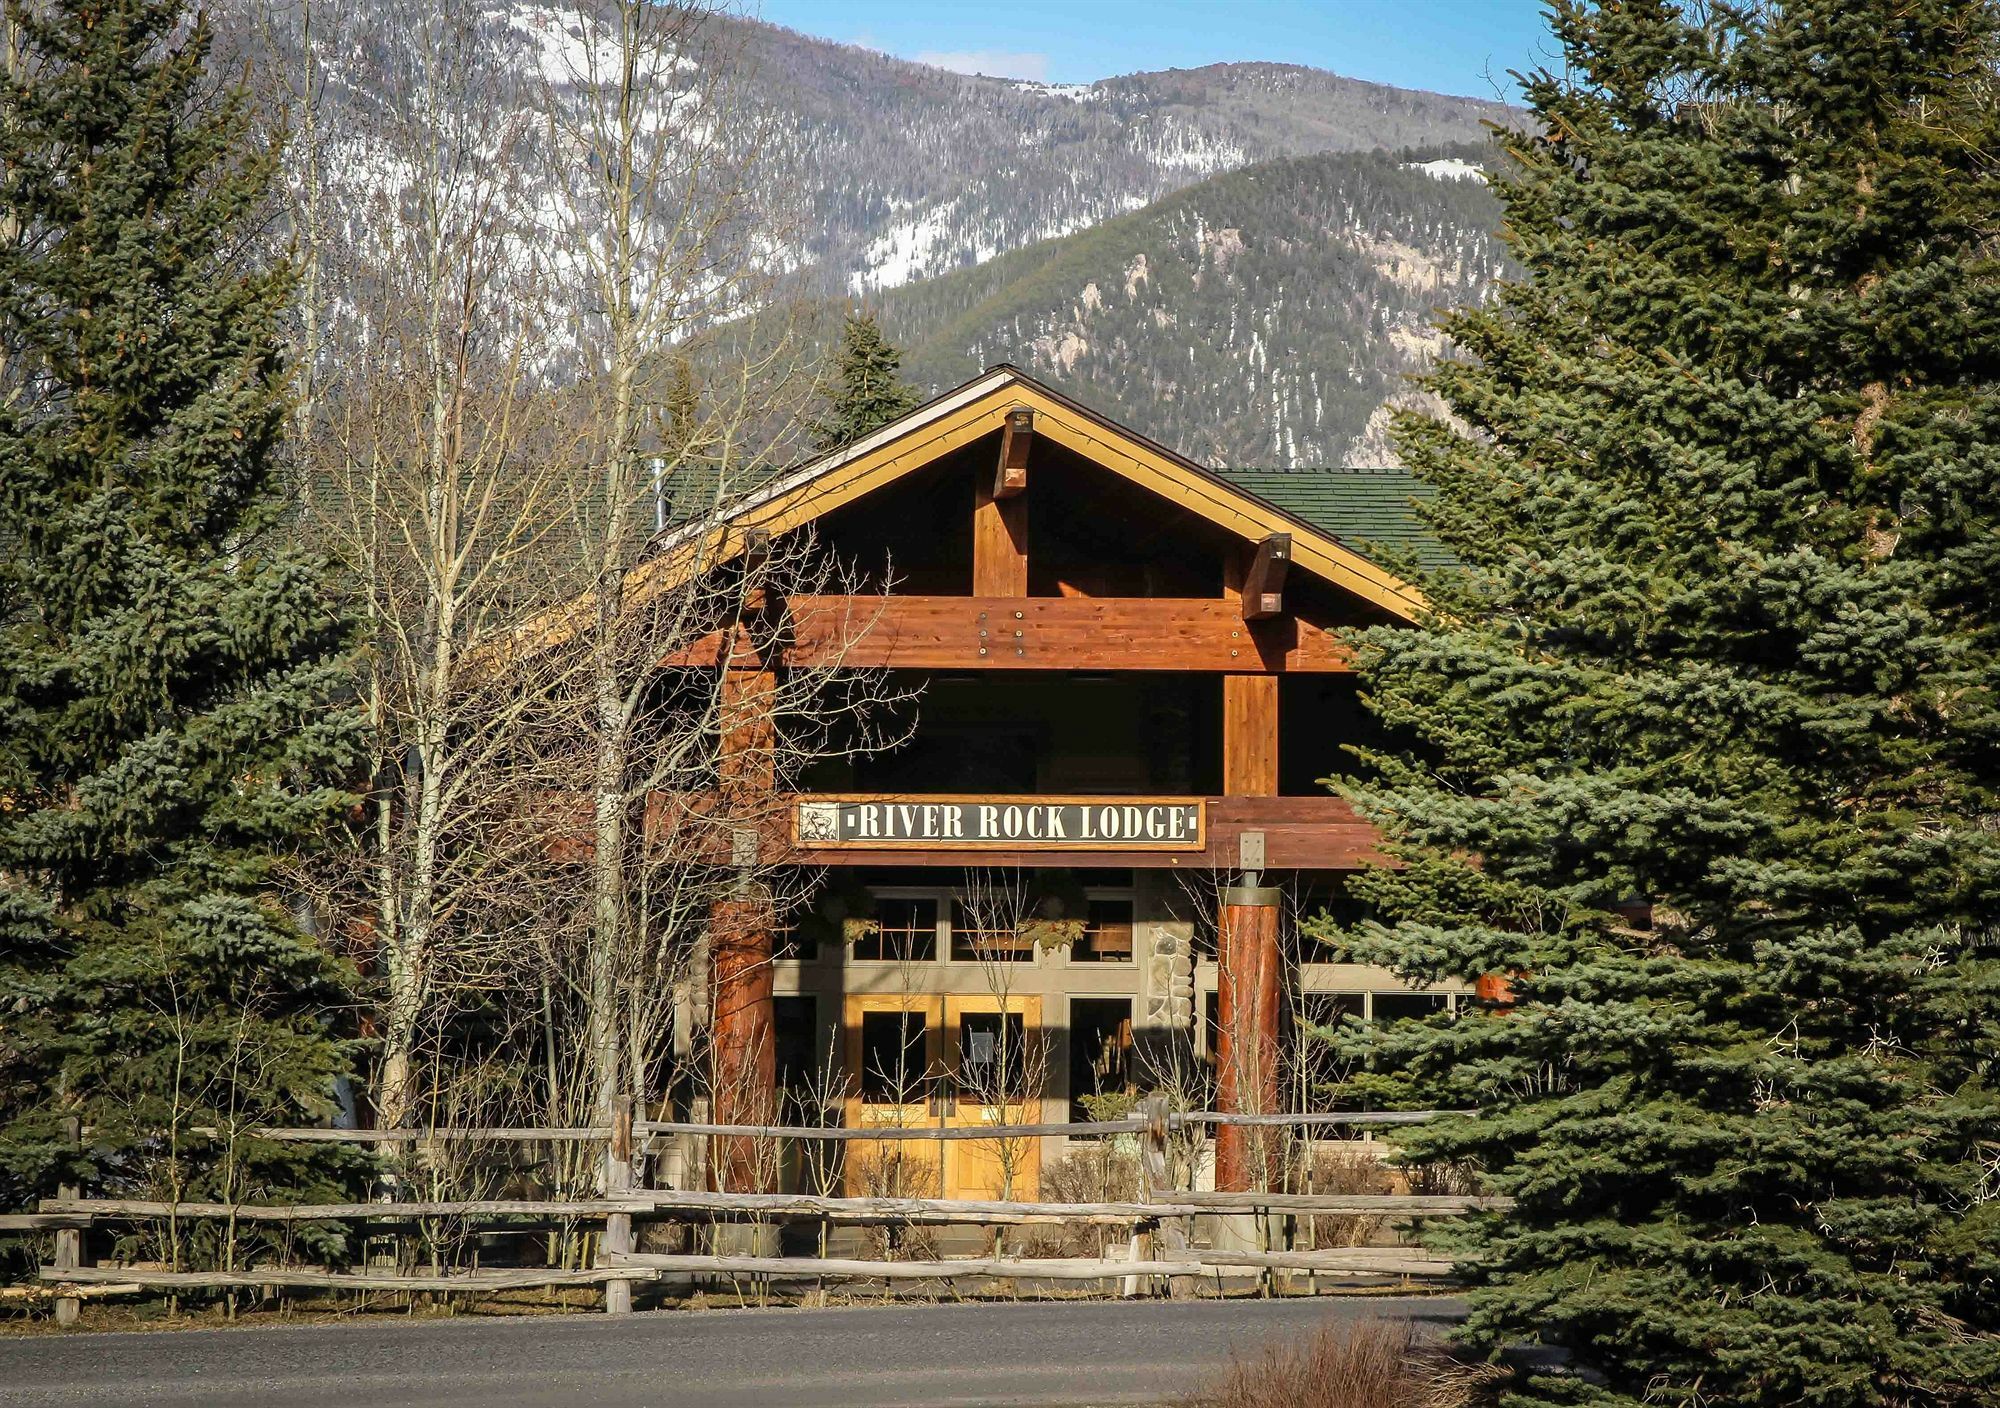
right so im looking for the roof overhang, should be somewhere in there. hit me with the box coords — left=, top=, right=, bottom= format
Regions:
left=511, top=366, right=1424, bottom=658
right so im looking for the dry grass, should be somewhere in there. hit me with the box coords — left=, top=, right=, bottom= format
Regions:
left=1021, top=1144, right=1144, bottom=1257
left=1302, top=1146, right=1396, bottom=1250
left=851, top=1148, right=942, bottom=1261
left=1177, top=1320, right=1505, bottom=1408
left=1402, top=1162, right=1481, bottom=1199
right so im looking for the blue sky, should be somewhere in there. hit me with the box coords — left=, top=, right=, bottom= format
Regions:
left=751, top=0, right=1559, bottom=101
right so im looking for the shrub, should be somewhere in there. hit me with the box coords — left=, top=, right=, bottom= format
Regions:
left=1028, top=1143, right=1143, bottom=1257
left=1177, top=1320, right=1502, bottom=1408
left=1301, top=1145, right=1394, bottom=1250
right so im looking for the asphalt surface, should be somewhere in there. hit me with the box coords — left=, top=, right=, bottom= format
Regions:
left=0, top=1295, right=1465, bottom=1408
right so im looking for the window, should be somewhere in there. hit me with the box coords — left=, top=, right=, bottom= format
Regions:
left=775, top=923, right=816, bottom=963
left=1071, top=898, right=1135, bottom=963
left=1298, top=992, right=1366, bottom=1034
left=1370, top=991, right=1450, bottom=1023
left=853, top=896, right=937, bottom=962
left=1069, top=997, right=1133, bottom=1124
left=774, top=997, right=818, bottom=1097
left=859, top=1010, right=930, bottom=1104
left=950, top=899, right=1033, bottom=962
left=957, top=1011, right=1029, bottom=1101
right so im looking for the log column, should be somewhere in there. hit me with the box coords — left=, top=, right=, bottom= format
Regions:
left=710, top=889, right=776, bottom=1191
left=1214, top=884, right=1283, bottom=1192
left=711, top=666, right=778, bottom=1192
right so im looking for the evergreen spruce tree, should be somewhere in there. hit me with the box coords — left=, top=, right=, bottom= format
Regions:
left=811, top=310, right=922, bottom=450
left=1326, top=3, right=2000, bottom=1403
left=0, top=0, right=368, bottom=1235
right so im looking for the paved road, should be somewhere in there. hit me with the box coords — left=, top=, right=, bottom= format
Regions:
left=0, top=1296, right=1463, bottom=1408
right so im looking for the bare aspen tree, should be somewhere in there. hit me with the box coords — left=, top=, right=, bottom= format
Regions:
left=527, top=0, right=862, bottom=1154
left=0, top=6, right=33, bottom=412
left=237, top=0, right=334, bottom=509
left=237, top=1, right=908, bottom=1186
left=510, top=524, right=913, bottom=1198
left=294, top=0, right=576, bottom=1136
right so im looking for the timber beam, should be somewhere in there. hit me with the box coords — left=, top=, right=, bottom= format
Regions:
left=994, top=406, right=1032, bottom=499
left=658, top=595, right=1355, bottom=673
left=1240, top=533, right=1291, bottom=621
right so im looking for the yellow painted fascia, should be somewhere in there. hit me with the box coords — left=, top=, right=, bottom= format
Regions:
left=1012, top=389, right=1426, bottom=621
left=511, top=375, right=1425, bottom=658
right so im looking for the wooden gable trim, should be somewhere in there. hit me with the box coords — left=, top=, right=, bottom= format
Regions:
left=719, top=380, right=1425, bottom=619
left=1017, top=396, right=1421, bottom=619
left=504, top=372, right=1423, bottom=659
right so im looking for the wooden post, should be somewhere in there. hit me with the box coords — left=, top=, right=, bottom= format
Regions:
left=53, top=1116, right=80, bottom=1326
left=1134, top=1093, right=1194, bottom=1300
left=602, top=1095, right=634, bottom=1315
left=713, top=666, right=778, bottom=1194
left=1222, top=674, right=1279, bottom=796
left=1118, top=1222, right=1148, bottom=1299
left=993, top=406, right=1032, bottom=498
left=973, top=430, right=1029, bottom=595
left=709, top=890, right=776, bottom=1192
left=1238, top=534, right=1291, bottom=620
left=1222, top=534, right=1281, bottom=796
left=1216, top=887, right=1283, bottom=1192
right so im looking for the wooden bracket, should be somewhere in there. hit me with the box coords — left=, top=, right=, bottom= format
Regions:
left=994, top=407, right=1033, bottom=499
left=738, top=527, right=772, bottom=610
left=1239, top=533, right=1291, bottom=621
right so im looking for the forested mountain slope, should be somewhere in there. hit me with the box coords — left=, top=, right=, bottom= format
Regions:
left=874, top=148, right=1508, bottom=467
left=742, top=28, right=1518, bottom=293
left=220, top=1, right=1515, bottom=300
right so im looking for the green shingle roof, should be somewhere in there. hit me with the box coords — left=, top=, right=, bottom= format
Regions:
left=1211, top=466, right=1449, bottom=571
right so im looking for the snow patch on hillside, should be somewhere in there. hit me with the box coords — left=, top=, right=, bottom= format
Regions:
left=849, top=204, right=962, bottom=293
left=1407, top=157, right=1484, bottom=182
left=850, top=197, right=1144, bottom=294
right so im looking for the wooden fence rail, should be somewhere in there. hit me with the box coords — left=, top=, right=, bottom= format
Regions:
left=162, top=1108, right=1463, bottom=1145
left=16, top=1100, right=1483, bottom=1316
left=42, top=1190, right=1508, bottom=1226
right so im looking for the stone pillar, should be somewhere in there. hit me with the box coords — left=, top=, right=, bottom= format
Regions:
left=709, top=889, right=775, bottom=1193
left=1214, top=884, right=1282, bottom=1192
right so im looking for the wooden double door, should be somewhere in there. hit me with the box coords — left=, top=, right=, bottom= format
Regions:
left=841, top=993, right=1043, bottom=1201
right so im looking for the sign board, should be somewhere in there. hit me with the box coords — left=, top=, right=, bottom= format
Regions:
left=793, top=796, right=1206, bottom=851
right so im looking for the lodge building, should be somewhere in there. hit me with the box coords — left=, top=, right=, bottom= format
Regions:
left=649, top=366, right=1460, bottom=1200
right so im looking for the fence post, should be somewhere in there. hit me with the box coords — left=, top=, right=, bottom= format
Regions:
left=1118, top=1218, right=1150, bottom=1299
left=602, top=1095, right=634, bottom=1315
left=1135, top=1094, right=1194, bottom=1300
left=53, top=1116, right=81, bottom=1326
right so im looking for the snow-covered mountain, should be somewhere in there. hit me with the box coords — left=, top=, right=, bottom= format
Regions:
left=735, top=23, right=1516, bottom=294
left=226, top=1, right=1514, bottom=301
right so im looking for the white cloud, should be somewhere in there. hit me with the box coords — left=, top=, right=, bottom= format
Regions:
left=912, top=48, right=1050, bottom=82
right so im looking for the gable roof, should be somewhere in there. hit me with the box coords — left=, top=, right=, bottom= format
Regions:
left=1210, top=467, right=1449, bottom=571
left=512, top=366, right=1427, bottom=656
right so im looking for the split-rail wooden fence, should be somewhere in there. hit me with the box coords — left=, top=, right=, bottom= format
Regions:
left=11, top=1098, right=1505, bottom=1322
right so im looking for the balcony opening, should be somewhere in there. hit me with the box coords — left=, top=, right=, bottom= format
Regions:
left=1071, top=896, right=1136, bottom=963
left=821, top=672, right=1220, bottom=796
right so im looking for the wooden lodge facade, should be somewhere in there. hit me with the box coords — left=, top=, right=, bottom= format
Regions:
left=643, top=367, right=1461, bottom=1200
